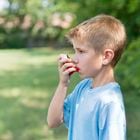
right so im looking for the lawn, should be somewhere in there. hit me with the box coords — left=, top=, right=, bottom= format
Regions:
left=0, top=47, right=80, bottom=140
left=0, top=47, right=139, bottom=140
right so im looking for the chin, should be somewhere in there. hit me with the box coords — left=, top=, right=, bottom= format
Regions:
left=79, top=74, right=90, bottom=80
left=79, top=74, right=84, bottom=79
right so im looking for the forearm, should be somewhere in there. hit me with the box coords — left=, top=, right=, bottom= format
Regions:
left=47, top=82, right=68, bottom=128
left=47, top=54, right=77, bottom=128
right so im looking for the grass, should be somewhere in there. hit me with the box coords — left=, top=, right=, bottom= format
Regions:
left=0, top=47, right=79, bottom=140
left=0, top=47, right=139, bottom=140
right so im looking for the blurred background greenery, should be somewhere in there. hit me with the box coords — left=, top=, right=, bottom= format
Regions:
left=0, top=0, right=139, bottom=140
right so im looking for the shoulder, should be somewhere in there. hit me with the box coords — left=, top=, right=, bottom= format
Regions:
left=71, top=78, right=92, bottom=97
left=98, top=83, right=124, bottom=105
left=75, top=78, right=92, bottom=89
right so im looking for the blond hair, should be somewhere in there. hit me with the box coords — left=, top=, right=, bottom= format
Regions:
left=66, top=14, right=127, bottom=66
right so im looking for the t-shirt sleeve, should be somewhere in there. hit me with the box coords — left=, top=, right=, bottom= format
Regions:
left=99, top=102, right=126, bottom=140
left=63, top=78, right=91, bottom=128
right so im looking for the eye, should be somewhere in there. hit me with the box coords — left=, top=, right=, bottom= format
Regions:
left=78, top=49, right=84, bottom=53
left=73, top=47, right=87, bottom=54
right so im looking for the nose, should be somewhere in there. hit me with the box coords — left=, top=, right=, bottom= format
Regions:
left=72, top=55, right=78, bottom=64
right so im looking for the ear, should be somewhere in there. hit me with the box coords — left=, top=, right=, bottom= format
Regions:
left=102, top=49, right=114, bottom=65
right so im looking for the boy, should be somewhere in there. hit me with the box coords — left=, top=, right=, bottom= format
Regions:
left=47, top=14, right=127, bottom=140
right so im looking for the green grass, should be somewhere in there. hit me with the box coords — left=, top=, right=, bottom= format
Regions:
left=0, top=48, right=80, bottom=140
left=0, top=47, right=139, bottom=140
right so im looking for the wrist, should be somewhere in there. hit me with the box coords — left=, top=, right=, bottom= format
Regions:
left=58, top=80, right=70, bottom=88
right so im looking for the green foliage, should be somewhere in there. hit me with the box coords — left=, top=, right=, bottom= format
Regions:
left=116, top=37, right=140, bottom=93
left=68, top=0, right=140, bottom=41
left=115, top=38, right=140, bottom=140
left=0, top=0, right=139, bottom=48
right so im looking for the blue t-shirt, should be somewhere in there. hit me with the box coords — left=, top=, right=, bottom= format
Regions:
left=63, top=78, right=126, bottom=140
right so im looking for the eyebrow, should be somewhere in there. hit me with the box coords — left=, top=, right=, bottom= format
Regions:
left=73, top=47, right=88, bottom=52
left=74, top=46, right=87, bottom=49
left=73, top=47, right=82, bottom=51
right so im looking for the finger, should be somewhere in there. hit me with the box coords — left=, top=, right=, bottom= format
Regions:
left=61, top=62, right=76, bottom=72
left=58, top=54, right=71, bottom=62
left=58, top=54, right=72, bottom=67
left=68, top=67, right=79, bottom=76
left=63, top=67, right=77, bottom=76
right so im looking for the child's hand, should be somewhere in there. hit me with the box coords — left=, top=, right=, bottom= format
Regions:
left=58, top=54, right=79, bottom=86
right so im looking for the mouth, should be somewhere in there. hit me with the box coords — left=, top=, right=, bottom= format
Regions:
left=75, top=67, right=80, bottom=72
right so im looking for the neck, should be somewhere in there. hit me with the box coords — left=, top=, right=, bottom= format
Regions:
left=92, top=65, right=115, bottom=88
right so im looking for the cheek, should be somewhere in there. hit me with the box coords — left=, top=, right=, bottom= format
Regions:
left=89, top=55, right=102, bottom=67
left=92, top=58, right=103, bottom=70
left=79, top=55, right=102, bottom=70
left=80, top=59, right=92, bottom=72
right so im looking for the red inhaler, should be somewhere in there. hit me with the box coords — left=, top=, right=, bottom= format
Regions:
left=60, top=54, right=79, bottom=76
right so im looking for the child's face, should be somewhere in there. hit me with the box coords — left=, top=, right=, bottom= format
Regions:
left=72, top=41, right=103, bottom=79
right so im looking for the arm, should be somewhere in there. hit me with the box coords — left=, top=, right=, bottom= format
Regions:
left=47, top=82, right=68, bottom=128
left=47, top=54, right=77, bottom=128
